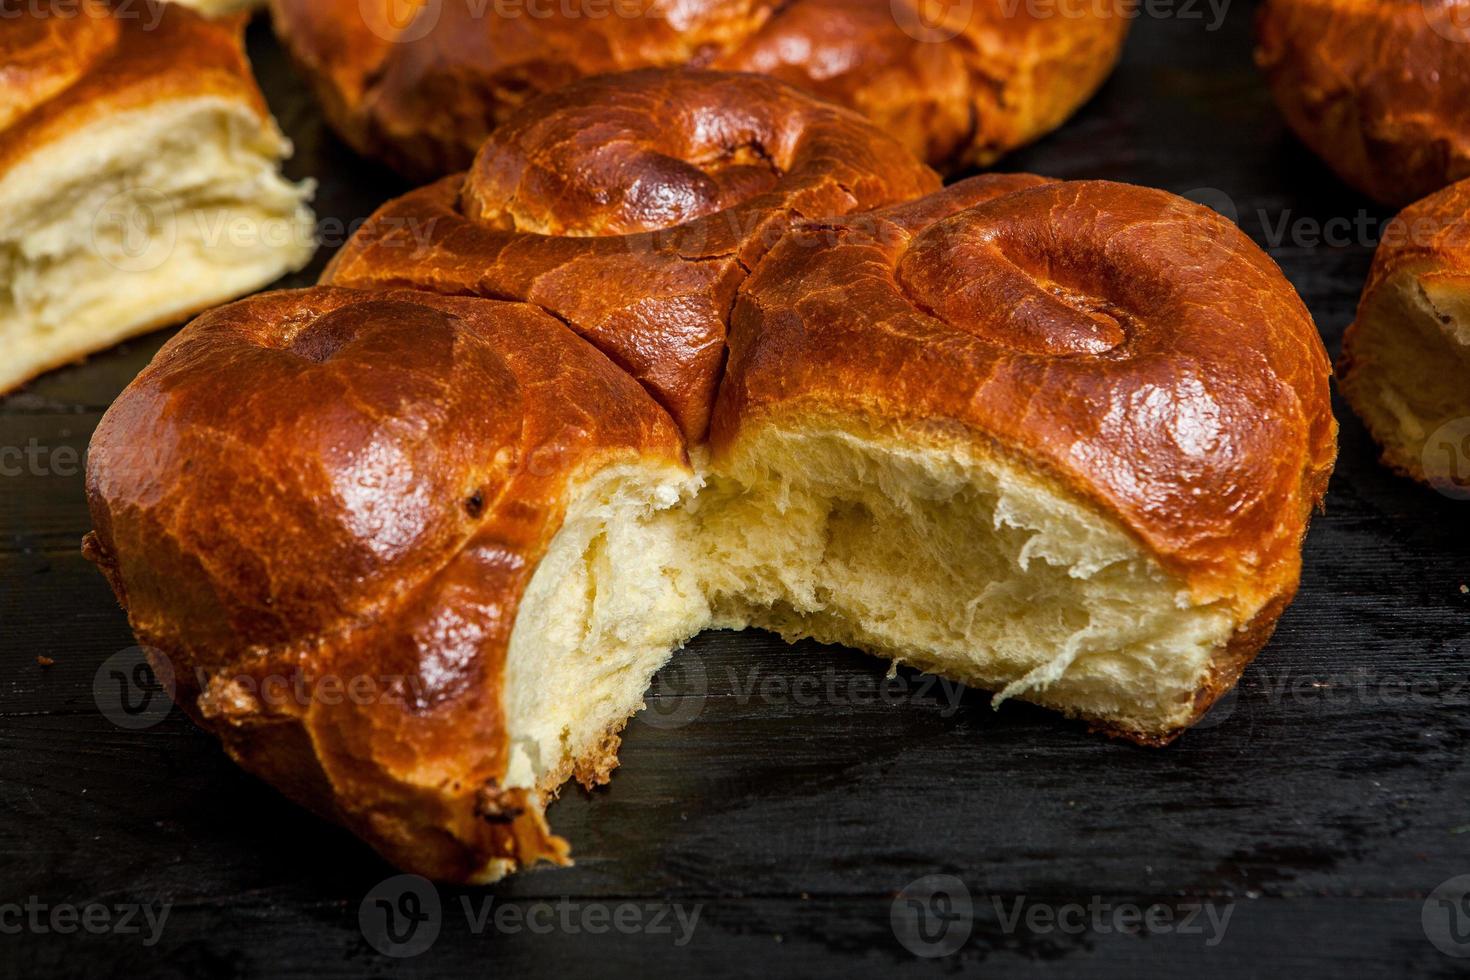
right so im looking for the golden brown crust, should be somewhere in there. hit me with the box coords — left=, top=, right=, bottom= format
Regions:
left=1255, top=0, right=1470, bottom=206
left=1338, top=178, right=1470, bottom=484
left=269, top=0, right=1128, bottom=178
left=717, top=177, right=1338, bottom=622
left=716, top=0, right=1130, bottom=171
left=0, top=1, right=268, bottom=177
left=84, top=286, right=687, bottom=882
left=325, top=68, right=939, bottom=441
left=1352, top=179, right=1470, bottom=299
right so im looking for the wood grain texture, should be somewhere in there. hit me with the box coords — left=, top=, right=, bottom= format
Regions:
left=1, top=6, right=1469, bottom=978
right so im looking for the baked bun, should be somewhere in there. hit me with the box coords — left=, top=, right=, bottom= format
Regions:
left=1255, top=0, right=1470, bottom=206
left=1339, top=178, right=1470, bottom=489
left=324, top=68, right=940, bottom=440
left=85, top=287, right=696, bottom=882
left=86, top=178, right=1336, bottom=882
left=713, top=176, right=1337, bottom=740
left=269, top=0, right=1129, bottom=178
left=0, top=0, right=314, bottom=395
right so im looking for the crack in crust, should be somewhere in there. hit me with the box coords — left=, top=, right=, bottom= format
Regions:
left=325, top=69, right=940, bottom=443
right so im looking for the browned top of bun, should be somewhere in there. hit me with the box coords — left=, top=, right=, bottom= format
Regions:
left=325, top=68, right=940, bottom=441
left=716, top=0, right=1129, bottom=171
left=0, top=1, right=267, bottom=174
left=1358, top=178, right=1470, bottom=296
left=1255, top=0, right=1470, bottom=206
left=84, top=286, right=687, bottom=882
left=717, top=177, right=1338, bottom=619
left=270, top=0, right=1128, bottom=178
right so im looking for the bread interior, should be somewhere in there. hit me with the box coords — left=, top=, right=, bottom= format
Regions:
left=0, top=96, right=314, bottom=392
left=502, top=463, right=712, bottom=795
left=1343, top=272, right=1470, bottom=483
left=502, top=424, right=1239, bottom=811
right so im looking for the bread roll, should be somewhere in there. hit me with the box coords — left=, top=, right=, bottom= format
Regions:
left=85, top=287, right=693, bottom=882
left=1339, top=179, right=1470, bottom=490
left=324, top=68, right=940, bottom=440
left=713, top=176, right=1337, bottom=740
left=1255, top=0, right=1470, bottom=206
left=86, top=175, right=1336, bottom=882
left=269, top=0, right=1129, bottom=179
left=0, top=0, right=314, bottom=395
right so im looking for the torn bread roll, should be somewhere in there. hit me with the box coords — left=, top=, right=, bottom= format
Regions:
left=85, top=287, right=693, bottom=882
left=323, top=68, right=940, bottom=441
left=0, top=0, right=314, bottom=395
left=85, top=177, right=1336, bottom=882
left=713, top=176, right=1337, bottom=741
left=269, top=0, right=1129, bottom=179
left=1339, top=178, right=1470, bottom=490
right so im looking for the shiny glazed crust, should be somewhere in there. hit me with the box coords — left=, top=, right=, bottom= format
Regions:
left=324, top=68, right=940, bottom=441
left=1255, top=0, right=1470, bottom=206
left=1347, top=180, right=1470, bottom=313
left=269, top=0, right=1129, bottom=178
left=84, top=287, right=688, bottom=882
left=87, top=173, right=1337, bottom=879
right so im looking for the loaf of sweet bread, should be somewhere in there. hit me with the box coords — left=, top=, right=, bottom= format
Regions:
left=85, top=71, right=1336, bottom=881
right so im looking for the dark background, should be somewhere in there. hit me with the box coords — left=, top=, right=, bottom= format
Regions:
left=3, top=3, right=1469, bottom=977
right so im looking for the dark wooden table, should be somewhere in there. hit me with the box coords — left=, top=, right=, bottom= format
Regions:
left=4, top=5, right=1469, bottom=978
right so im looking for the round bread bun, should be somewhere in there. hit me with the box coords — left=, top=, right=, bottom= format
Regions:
left=714, top=176, right=1337, bottom=741
left=324, top=68, right=941, bottom=441
left=1339, top=178, right=1470, bottom=490
left=85, top=286, right=692, bottom=883
left=269, top=0, right=1130, bottom=178
left=86, top=173, right=1337, bottom=882
left=1255, top=0, right=1470, bottom=206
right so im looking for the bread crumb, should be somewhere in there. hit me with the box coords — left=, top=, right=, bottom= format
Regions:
left=36, top=656, right=54, bottom=666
